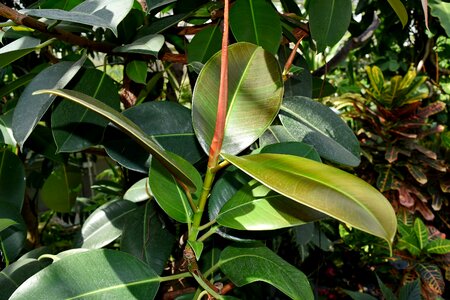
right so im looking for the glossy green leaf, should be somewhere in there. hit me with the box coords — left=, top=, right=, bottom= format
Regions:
left=425, top=238, right=450, bottom=254
left=123, top=178, right=152, bottom=203
left=260, top=141, right=321, bottom=162
left=113, top=34, right=165, bottom=56
left=76, top=199, right=137, bottom=249
left=147, top=0, right=177, bottom=13
left=309, top=0, right=352, bottom=52
left=0, top=218, right=17, bottom=233
left=0, top=110, right=17, bottom=147
left=280, top=96, right=360, bottom=166
left=35, top=89, right=197, bottom=192
left=217, top=180, right=327, bottom=230
left=121, top=202, right=175, bottom=275
left=0, top=258, right=49, bottom=300
left=187, top=240, right=204, bottom=260
left=429, top=0, right=450, bottom=36
left=0, top=36, right=41, bottom=69
left=0, top=150, right=26, bottom=211
left=259, top=125, right=295, bottom=148
left=222, top=153, right=397, bottom=247
left=149, top=153, right=202, bottom=223
left=10, top=249, right=160, bottom=300
left=12, top=55, right=86, bottom=148
left=103, top=101, right=203, bottom=173
left=387, top=0, right=408, bottom=28
left=219, top=245, right=314, bottom=300
left=146, top=13, right=189, bottom=34
left=278, top=46, right=312, bottom=98
left=40, top=164, right=81, bottom=212
left=126, top=60, right=148, bottom=84
left=192, top=42, right=283, bottom=155
left=71, top=0, right=134, bottom=36
left=414, top=217, right=429, bottom=249
left=0, top=225, right=26, bottom=263
left=187, top=24, right=222, bottom=64
left=230, top=0, right=282, bottom=54
left=52, top=68, right=120, bottom=152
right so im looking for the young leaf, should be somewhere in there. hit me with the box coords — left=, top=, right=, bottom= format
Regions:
left=219, top=245, right=314, bottom=300
left=229, top=0, right=282, bottom=54
left=126, top=60, right=148, bottom=84
left=192, top=42, right=283, bottom=155
left=75, top=200, right=137, bottom=249
left=279, top=96, right=361, bottom=167
left=9, top=250, right=161, bottom=300
left=221, top=153, right=397, bottom=248
left=0, top=36, right=41, bottom=69
left=309, top=0, right=352, bottom=52
left=13, top=56, right=86, bottom=148
left=34, top=89, right=197, bottom=192
left=414, top=217, right=429, bottom=250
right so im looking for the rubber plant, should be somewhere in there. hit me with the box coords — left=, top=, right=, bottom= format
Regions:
left=1, top=1, right=397, bottom=299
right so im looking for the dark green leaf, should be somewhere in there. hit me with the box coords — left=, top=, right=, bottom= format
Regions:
left=280, top=96, right=360, bottom=166
left=312, top=77, right=337, bottom=98
left=35, top=89, right=198, bottom=192
left=376, top=275, right=396, bottom=300
left=278, top=46, right=312, bottom=98
left=0, top=225, right=26, bottom=263
left=52, top=68, right=120, bottom=152
left=230, top=0, right=282, bottom=54
left=76, top=199, right=137, bottom=249
left=344, top=290, right=378, bottom=300
left=121, top=202, right=175, bottom=275
left=260, top=141, right=321, bottom=162
left=147, top=0, right=177, bottom=13
left=309, top=0, right=352, bottom=52
left=12, top=55, right=86, bottom=148
left=398, top=280, right=421, bottom=300
left=0, top=150, right=26, bottom=211
left=222, top=153, right=397, bottom=248
left=219, top=245, right=314, bottom=300
left=40, top=164, right=81, bottom=213
left=126, top=60, right=148, bottom=84
left=192, top=42, right=283, bottom=155
left=147, top=14, right=189, bottom=34
left=113, top=34, right=165, bottom=56
left=259, top=125, right=296, bottom=148
left=187, top=24, right=222, bottom=64
left=10, top=249, right=160, bottom=300
left=0, top=37, right=41, bottom=69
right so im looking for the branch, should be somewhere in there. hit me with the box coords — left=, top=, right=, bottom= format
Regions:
left=312, top=13, right=380, bottom=77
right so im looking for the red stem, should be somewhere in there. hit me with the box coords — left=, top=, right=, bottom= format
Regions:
left=207, top=0, right=229, bottom=168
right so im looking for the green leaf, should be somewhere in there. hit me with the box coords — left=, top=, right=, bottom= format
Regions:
left=0, top=258, right=49, bottom=300
left=221, top=153, right=397, bottom=248
left=0, top=218, right=17, bottom=233
left=312, top=77, right=337, bottom=99
left=76, top=199, right=137, bottom=249
left=187, top=240, right=204, bottom=260
left=387, top=0, right=408, bottom=28
left=121, top=202, right=175, bottom=275
left=217, top=180, right=327, bottom=230
left=51, top=68, right=120, bottom=152
left=0, top=225, right=26, bottom=263
left=149, top=153, right=202, bottom=223
left=40, top=164, right=81, bottom=213
left=429, top=0, right=450, bottom=37
left=309, top=0, right=352, bottom=52
left=187, top=24, right=222, bottom=64
left=0, top=36, right=41, bottom=69
left=146, top=13, right=189, bottom=34
left=123, top=178, right=152, bottom=203
left=279, top=96, right=361, bottom=167
left=192, top=42, right=283, bottom=155
left=376, top=275, right=396, bottom=300
left=71, top=0, right=134, bottom=37
left=147, top=0, right=177, bottom=13
left=10, top=249, right=160, bottom=300
left=259, top=125, right=296, bottom=148
left=34, top=89, right=197, bottom=192
left=278, top=46, right=312, bottom=98
left=126, top=60, right=148, bottom=84
left=398, top=280, right=421, bottom=300
left=229, top=0, right=282, bottom=54
left=12, top=55, right=86, bottom=148
left=425, top=238, right=450, bottom=254
left=397, top=235, right=421, bottom=256
left=0, top=150, right=26, bottom=211
left=103, top=101, right=203, bottom=173
left=260, top=141, right=321, bottom=162
left=113, top=34, right=165, bottom=56
left=344, top=290, right=378, bottom=300
left=0, top=110, right=17, bottom=147
left=414, top=217, right=429, bottom=249
left=219, top=245, right=314, bottom=300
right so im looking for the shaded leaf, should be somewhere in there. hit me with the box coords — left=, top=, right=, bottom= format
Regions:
left=192, top=42, right=283, bottom=155
left=309, top=0, right=352, bottom=52
left=416, top=263, right=445, bottom=295
left=187, top=24, right=222, bottom=64
left=387, top=0, right=408, bottom=27
left=229, top=0, right=282, bottom=54
left=222, top=153, right=397, bottom=248
left=126, top=60, right=148, bottom=84
left=0, top=225, right=26, bottom=263
left=260, top=141, right=321, bottom=162
left=344, top=290, right=378, bottom=300
left=219, top=245, right=314, bottom=300
left=0, top=150, right=26, bottom=211
left=121, top=201, right=175, bottom=275
left=12, top=56, right=86, bottom=148
left=376, top=275, right=396, bottom=300
left=280, top=96, right=360, bottom=166
left=259, top=125, right=296, bottom=148
left=0, top=36, right=41, bottom=69
left=429, top=0, right=450, bottom=36
left=398, top=279, right=421, bottom=300
left=10, top=249, right=160, bottom=300
left=76, top=199, right=137, bottom=249
left=113, top=34, right=165, bottom=56
left=406, top=164, right=427, bottom=185
left=35, top=89, right=197, bottom=192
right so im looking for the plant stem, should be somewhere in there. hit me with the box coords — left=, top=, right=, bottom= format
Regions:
left=159, top=272, right=192, bottom=282
left=198, top=225, right=220, bottom=242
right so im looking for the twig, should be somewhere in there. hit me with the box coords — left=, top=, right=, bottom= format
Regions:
left=313, top=13, right=380, bottom=77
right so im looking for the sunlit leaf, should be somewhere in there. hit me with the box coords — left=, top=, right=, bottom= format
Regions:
left=126, top=60, right=148, bottom=84
left=123, top=178, right=152, bottom=203
left=113, top=34, right=165, bottom=56
left=0, top=36, right=41, bottom=69
left=222, top=153, right=397, bottom=248
left=429, top=0, right=450, bottom=36
left=425, top=238, right=450, bottom=254
left=387, top=0, right=408, bottom=28
left=414, top=217, right=429, bottom=250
